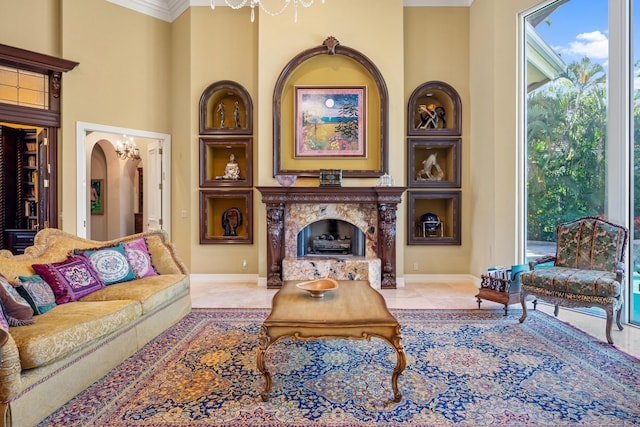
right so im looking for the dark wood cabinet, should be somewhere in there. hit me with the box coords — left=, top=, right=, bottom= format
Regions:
left=4, top=229, right=37, bottom=255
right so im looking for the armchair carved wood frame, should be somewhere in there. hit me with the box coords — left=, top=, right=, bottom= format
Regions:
left=518, top=216, right=628, bottom=344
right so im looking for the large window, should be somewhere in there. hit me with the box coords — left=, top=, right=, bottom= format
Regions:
left=523, top=0, right=640, bottom=325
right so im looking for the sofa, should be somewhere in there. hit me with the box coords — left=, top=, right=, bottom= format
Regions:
left=0, top=228, right=191, bottom=427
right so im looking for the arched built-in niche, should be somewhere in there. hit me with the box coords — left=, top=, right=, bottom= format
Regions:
left=273, top=36, right=389, bottom=178
left=199, top=80, right=253, bottom=135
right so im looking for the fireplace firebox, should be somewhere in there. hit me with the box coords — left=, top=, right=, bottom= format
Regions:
left=297, top=219, right=365, bottom=257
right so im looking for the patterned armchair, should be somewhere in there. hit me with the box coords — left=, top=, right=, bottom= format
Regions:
left=518, top=216, right=628, bottom=344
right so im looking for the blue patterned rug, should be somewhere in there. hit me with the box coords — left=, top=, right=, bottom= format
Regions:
left=39, top=308, right=640, bottom=426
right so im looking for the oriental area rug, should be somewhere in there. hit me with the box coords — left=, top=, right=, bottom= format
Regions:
left=39, top=308, right=640, bottom=426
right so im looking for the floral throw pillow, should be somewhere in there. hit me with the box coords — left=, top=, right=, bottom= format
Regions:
left=75, top=243, right=137, bottom=285
left=17, top=275, right=57, bottom=315
left=124, top=238, right=158, bottom=278
left=33, top=256, right=106, bottom=304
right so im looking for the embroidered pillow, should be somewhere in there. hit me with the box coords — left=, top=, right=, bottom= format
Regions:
left=17, top=275, right=57, bottom=315
left=0, top=275, right=34, bottom=326
left=124, top=238, right=158, bottom=278
left=75, top=243, right=137, bottom=285
left=32, top=256, right=105, bottom=304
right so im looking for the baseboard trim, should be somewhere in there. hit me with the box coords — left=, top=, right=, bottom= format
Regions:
left=191, top=274, right=479, bottom=287
left=403, top=273, right=480, bottom=285
left=189, top=274, right=259, bottom=284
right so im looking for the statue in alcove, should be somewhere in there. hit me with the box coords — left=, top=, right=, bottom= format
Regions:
left=217, top=102, right=225, bottom=128
left=416, top=152, right=445, bottom=181
left=417, top=103, right=446, bottom=129
left=222, top=207, right=243, bottom=236
left=234, top=101, right=241, bottom=128
left=216, top=154, right=240, bottom=180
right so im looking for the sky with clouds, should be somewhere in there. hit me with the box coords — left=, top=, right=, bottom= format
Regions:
left=531, top=0, right=610, bottom=64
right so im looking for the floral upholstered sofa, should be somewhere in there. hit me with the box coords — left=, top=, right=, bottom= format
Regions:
left=0, top=228, right=191, bottom=427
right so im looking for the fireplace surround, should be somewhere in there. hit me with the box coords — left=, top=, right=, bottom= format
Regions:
left=257, top=186, right=406, bottom=289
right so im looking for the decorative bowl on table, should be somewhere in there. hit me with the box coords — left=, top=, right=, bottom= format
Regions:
left=296, top=278, right=339, bottom=298
left=275, top=175, right=297, bottom=187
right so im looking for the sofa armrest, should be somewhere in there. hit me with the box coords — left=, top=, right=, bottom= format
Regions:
left=0, top=333, right=23, bottom=402
left=528, top=255, right=556, bottom=270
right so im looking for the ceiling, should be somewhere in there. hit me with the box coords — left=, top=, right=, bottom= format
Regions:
left=107, top=0, right=474, bottom=23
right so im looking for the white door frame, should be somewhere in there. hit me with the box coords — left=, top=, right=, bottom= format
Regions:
left=76, top=121, right=171, bottom=239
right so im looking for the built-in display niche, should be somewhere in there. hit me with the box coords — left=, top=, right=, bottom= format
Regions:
left=297, top=219, right=365, bottom=257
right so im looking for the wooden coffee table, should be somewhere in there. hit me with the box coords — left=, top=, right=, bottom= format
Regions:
left=256, top=280, right=406, bottom=402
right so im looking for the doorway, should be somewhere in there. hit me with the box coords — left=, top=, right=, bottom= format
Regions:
left=76, top=122, right=171, bottom=240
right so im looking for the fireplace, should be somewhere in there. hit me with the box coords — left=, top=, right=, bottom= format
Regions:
left=257, top=186, right=406, bottom=289
left=297, top=219, right=365, bottom=257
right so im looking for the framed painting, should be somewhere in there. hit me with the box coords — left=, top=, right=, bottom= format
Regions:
left=294, top=86, right=366, bottom=158
left=90, top=179, right=104, bottom=215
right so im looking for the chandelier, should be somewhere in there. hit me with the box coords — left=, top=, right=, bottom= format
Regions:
left=209, top=0, right=324, bottom=23
left=115, top=136, right=141, bottom=161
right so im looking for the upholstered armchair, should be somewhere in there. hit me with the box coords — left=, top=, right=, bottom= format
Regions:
left=519, top=216, right=628, bottom=344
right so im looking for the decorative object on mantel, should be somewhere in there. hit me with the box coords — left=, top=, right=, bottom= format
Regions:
left=275, top=175, right=297, bottom=187
left=378, top=173, right=394, bottom=186
left=319, top=169, right=342, bottom=187
left=209, top=0, right=325, bottom=23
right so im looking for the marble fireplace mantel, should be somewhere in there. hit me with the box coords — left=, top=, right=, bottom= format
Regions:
left=257, top=186, right=406, bottom=289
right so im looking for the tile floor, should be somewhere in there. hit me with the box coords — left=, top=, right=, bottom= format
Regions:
left=190, top=277, right=640, bottom=359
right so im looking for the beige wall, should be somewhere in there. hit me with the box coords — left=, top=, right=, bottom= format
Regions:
left=404, top=7, right=470, bottom=274
left=186, top=7, right=258, bottom=274
left=0, top=0, right=548, bottom=278
left=468, top=0, right=541, bottom=275
left=0, top=0, right=61, bottom=56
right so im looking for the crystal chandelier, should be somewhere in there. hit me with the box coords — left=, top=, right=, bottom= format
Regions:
left=115, top=135, right=141, bottom=161
left=210, top=0, right=324, bottom=23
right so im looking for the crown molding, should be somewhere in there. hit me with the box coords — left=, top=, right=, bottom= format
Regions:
left=107, top=0, right=473, bottom=23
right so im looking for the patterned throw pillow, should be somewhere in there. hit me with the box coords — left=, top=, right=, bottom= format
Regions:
left=124, top=238, right=158, bottom=278
left=0, top=275, right=34, bottom=326
left=17, top=275, right=57, bottom=315
left=32, top=256, right=106, bottom=304
left=75, top=243, right=137, bottom=285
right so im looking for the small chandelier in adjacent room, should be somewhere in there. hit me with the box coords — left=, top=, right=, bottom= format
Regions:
left=209, top=0, right=324, bottom=23
left=115, top=135, right=141, bottom=161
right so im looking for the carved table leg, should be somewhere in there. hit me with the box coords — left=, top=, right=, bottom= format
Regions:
left=389, top=325, right=406, bottom=403
left=518, top=291, right=528, bottom=323
left=256, top=325, right=273, bottom=401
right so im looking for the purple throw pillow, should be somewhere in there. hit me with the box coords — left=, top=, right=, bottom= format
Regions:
left=124, top=238, right=158, bottom=278
left=32, top=256, right=106, bottom=304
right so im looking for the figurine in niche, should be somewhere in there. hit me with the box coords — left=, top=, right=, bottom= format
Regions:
left=417, top=103, right=446, bottom=129
left=217, top=102, right=225, bottom=128
left=416, top=152, right=445, bottom=181
left=216, top=153, right=241, bottom=180
left=234, top=101, right=241, bottom=128
left=222, top=207, right=243, bottom=236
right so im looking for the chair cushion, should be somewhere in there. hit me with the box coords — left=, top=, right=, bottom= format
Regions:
left=520, top=266, right=621, bottom=298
